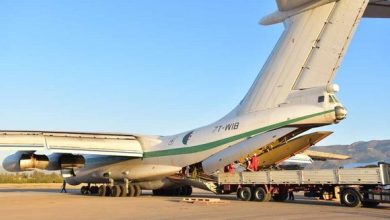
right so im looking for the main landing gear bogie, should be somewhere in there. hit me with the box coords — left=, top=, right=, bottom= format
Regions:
left=81, top=183, right=142, bottom=198
left=152, top=185, right=193, bottom=197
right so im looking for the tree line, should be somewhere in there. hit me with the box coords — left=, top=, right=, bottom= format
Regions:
left=0, top=171, right=63, bottom=183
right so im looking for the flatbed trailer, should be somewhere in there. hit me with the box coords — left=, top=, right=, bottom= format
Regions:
left=217, top=163, right=390, bottom=207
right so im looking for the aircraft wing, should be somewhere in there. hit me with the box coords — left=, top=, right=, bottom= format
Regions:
left=364, top=0, right=390, bottom=18
left=0, top=131, right=146, bottom=157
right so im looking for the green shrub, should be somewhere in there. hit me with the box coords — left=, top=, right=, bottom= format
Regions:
left=0, top=171, right=63, bottom=184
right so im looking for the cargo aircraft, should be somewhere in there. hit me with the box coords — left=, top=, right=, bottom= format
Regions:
left=1, top=0, right=389, bottom=197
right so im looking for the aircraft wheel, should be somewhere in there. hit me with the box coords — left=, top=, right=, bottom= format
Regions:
left=238, top=187, right=252, bottom=201
left=90, top=186, right=99, bottom=195
left=183, top=185, right=192, bottom=196
left=98, top=185, right=106, bottom=197
left=152, top=189, right=162, bottom=196
left=81, top=186, right=89, bottom=195
left=133, top=184, right=142, bottom=197
left=119, top=185, right=127, bottom=197
left=174, top=187, right=181, bottom=196
left=253, top=187, right=269, bottom=202
left=127, top=184, right=135, bottom=197
left=111, top=185, right=121, bottom=197
left=105, top=185, right=112, bottom=197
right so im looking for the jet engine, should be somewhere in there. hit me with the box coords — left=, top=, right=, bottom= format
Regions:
left=47, top=154, right=86, bottom=170
left=3, top=152, right=49, bottom=172
left=2, top=152, right=85, bottom=172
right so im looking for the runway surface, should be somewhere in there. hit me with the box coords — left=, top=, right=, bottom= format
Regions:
left=0, top=184, right=388, bottom=220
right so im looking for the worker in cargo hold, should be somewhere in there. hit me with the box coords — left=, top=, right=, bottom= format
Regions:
left=224, top=163, right=235, bottom=174
left=245, top=158, right=253, bottom=172
left=251, top=154, right=259, bottom=171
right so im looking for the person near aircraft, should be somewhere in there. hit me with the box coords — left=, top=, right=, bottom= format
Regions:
left=246, top=157, right=253, bottom=172
left=61, top=180, right=67, bottom=193
left=288, top=189, right=295, bottom=200
left=251, top=154, right=259, bottom=171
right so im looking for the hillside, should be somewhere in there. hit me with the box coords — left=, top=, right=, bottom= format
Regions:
left=307, top=139, right=390, bottom=169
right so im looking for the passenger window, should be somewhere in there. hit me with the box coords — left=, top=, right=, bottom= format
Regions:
left=318, top=96, right=325, bottom=103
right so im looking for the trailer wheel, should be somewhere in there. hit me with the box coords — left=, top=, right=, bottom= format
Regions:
left=236, top=188, right=242, bottom=199
left=253, top=187, right=269, bottom=202
left=362, top=201, right=379, bottom=208
left=238, top=187, right=252, bottom=201
left=341, top=189, right=362, bottom=207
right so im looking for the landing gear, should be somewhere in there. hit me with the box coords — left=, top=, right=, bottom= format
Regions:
left=111, top=185, right=122, bottom=197
left=80, top=179, right=143, bottom=198
left=119, top=185, right=127, bottom=197
left=133, top=184, right=142, bottom=197
left=127, top=184, right=135, bottom=197
left=105, top=185, right=112, bottom=196
left=90, top=186, right=99, bottom=194
left=80, top=186, right=89, bottom=195
left=152, top=185, right=193, bottom=197
left=98, top=185, right=106, bottom=197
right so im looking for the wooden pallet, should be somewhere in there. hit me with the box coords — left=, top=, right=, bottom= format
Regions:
left=181, top=198, right=229, bottom=205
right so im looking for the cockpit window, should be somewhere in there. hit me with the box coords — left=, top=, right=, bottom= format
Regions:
left=329, top=95, right=339, bottom=103
left=329, top=95, right=335, bottom=103
left=332, top=95, right=339, bottom=103
left=318, top=96, right=325, bottom=103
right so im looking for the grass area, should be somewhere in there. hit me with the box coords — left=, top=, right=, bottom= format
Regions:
left=0, top=171, right=63, bottom=184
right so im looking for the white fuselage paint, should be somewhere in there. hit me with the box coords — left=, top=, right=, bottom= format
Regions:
left=68, top=93, right=341, bottom=184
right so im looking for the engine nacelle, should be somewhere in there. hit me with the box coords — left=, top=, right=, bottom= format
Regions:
left=59, top=154, right=85, bottom=169
left=3, top=152, right=49, bottom=172
left=47, top=154, right=86, bottom=170
left=2, top=153, right=85, bottom=172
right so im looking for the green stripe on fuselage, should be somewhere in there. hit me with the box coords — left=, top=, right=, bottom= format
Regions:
left=143, top=109, right=334, bottom=158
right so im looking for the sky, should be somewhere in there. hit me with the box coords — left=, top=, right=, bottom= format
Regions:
left=0, top=0, right=389, bottom=161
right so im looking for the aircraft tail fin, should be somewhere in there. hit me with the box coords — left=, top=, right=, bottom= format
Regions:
left=232, top=0, right=368, bottom=116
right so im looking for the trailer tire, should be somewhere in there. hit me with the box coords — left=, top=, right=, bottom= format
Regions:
left=253, top=187, right=269, bottom=202
left=362, top=201, right=379, bottom=208
left=341, top=189, right=362, bottom=207
left=238, top=187, right=252, bottom=201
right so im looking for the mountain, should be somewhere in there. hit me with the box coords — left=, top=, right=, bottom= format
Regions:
left=307, top=140, right=390, bottom=169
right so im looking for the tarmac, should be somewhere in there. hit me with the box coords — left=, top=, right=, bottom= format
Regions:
left=0, top=184, right=388, bottom=220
